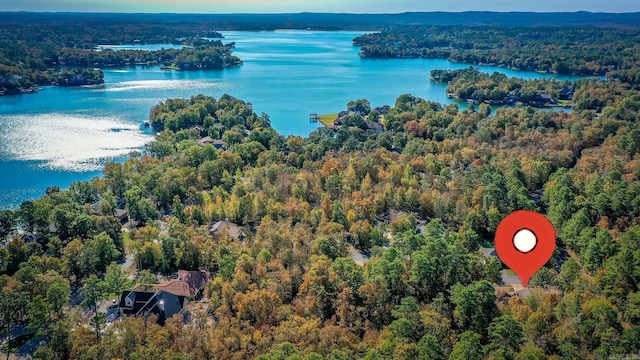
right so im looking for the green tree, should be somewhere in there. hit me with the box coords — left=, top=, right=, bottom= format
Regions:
left=100, top=192, right=118, bottom=216
left=89, top=313, right=107, bottom=342
left=51, top=203, right=81, bottom=240
left=543, top=171, right=577, bottom=229
left=91, top=232, right=121, bottom=273
left=0, top=289, right=29, bottom=359
left=331, top=200, right=347, bottom=227
left=27, top=295, right=49, bottom=333
left=485, top=315, right=524, bottom=355
left=349, top=220, right=374, bottom=251
left=5, top=238, right=28, bottom=274
left=449, top=331, right=483, bottom=360
left=582, top=230, right=618, bottom=273
left=417, top=334, right=445, bottom=360
left=172, top=194, right=184, bottom=222
left=451, top=280, right=497, bottom=335
left=80, top=274, right=104, bottom=313
left=161, top=236, right=178, bottom=273
left=347, top=99, right=371, bottom=114
left=46, top=277, right=71, bottom=319
left=102, top=263, right=132, bottom=297
left=103, top=162, right=129, bottom=198
left=325, top=174, right=344, bottom=200
left=94, top=215, right=125, bottom=254
left=136, top=269, right=158, bottom=291
left=315, top=235, right=347, bottom=260
left=69, top=180, right=99, bottom=205
left=0, top=210, right=15, bottom=240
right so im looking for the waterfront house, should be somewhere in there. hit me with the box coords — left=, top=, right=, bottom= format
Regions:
left=373, top=105, right=391, bottom=115
left=559, top=87, right=574, bottom=100
left=536, top=93, right=554, bottom=104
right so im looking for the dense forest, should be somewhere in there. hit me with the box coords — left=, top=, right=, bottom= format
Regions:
left=354, top=26, right=640, bottom=76
left=1, top=57, right=640, bottom=358
left=0, top=19, right=239, bottom=94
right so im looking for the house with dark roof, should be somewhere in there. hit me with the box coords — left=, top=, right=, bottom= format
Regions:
left=119, top=290, right=188, bottom=325
left=535, top=92, right=554, bottom=106
left=209, top=219, right=246, bottom=240
left=119, top=290, right=156, bottom=316
left=198, top=136, right=226, bottom=149
left=375, top=209, right=406, bottom=225
left=89, top=201, right=102, bottom=214
left=366, top=121, right=384, bottom=133
left=559, top=87, right=574, bottom=100
left=191, top=125, right=205, bottom=135
left=333, top=110, right=363, bottom=127
left=373, top=105, right=391, bottom=115
left=88, top=201, right=129, bottom=224
left=114, top=209, right=129, bottom=224
left=197, top=136, right=214, bottom=146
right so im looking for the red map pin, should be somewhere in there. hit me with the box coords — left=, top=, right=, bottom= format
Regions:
left=494, top=210, right=556, bottom=287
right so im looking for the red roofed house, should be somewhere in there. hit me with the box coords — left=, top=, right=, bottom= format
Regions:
left=135, top=270, right=209, bottom=300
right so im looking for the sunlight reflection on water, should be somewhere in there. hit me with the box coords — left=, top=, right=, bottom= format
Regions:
left=98, top=79, right=222, bottom=92
left=0, top=113, right=153, bottom=172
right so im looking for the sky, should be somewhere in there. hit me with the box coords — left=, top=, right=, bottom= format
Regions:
left=1, top=0, right=639, bottom=13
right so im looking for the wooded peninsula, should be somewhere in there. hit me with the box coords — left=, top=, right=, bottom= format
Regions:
left=354, top=26, right=640, bottom=76
left=0, top=18, right=240, bottom=95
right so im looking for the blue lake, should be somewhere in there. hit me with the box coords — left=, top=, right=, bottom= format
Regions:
left=0, top=30, right=585, bottom=209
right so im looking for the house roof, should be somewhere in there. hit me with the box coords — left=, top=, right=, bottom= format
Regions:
left=374, top=105, right=391, bottom=114
left=198, top=137, right=226, bottom=147
left=145, top=270, right=209, bottom=298
left=209, top=219, right=246, bottom=239
left=120, top=290, right=187, bottom=325
left=114, top=209, right=128, bottom=219
left=481, top=247, right=497, bottom=258
left=366, top=121, right=384, bottom=132
left=197, top=136, right=214, bottom=145
left=514, top=288, right=531, bottom=299
left=119, top=290, right=156, bottom=314
left=135, top=290, right=186, bottom=325
left=89, top=201, right=101, bottom=213
left=375, top=209, right=406, bottom=224
left=559, top=87, right=574, bottom=96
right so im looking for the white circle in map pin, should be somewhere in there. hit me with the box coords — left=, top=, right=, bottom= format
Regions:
left=513, top=228, right=537, bottom=253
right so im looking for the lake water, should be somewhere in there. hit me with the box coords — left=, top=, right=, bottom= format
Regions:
left=0, top=30, right=584, bottom=209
